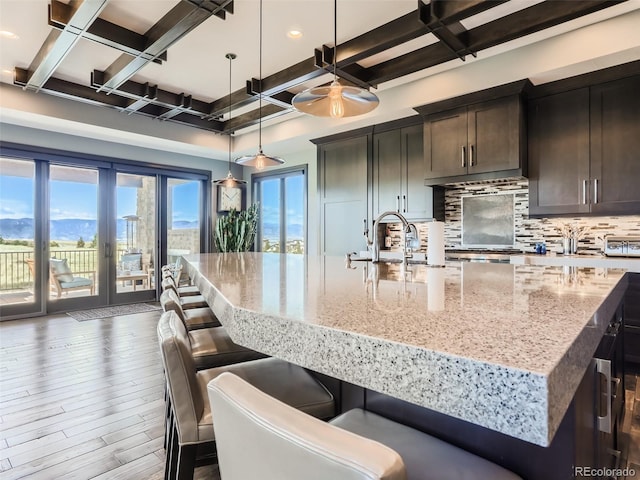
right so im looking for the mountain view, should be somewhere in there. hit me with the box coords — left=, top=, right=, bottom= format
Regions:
left=0, top=218, right=199, bottom=241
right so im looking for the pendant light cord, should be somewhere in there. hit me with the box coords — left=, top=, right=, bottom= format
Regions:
left=258, top=0, right=263, bottom=152
left=333, top=0, right=337, bottom=80
left=228, top=53, right=232, bottom=168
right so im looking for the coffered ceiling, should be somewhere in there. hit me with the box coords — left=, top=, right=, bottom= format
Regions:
left=0, top=0, right=638, bottom=137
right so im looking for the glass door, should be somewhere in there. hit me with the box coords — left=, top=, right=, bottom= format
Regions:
left=253, top=167, right=306, bottom=254
left=113, top=172, right=157, bottom=302
left=166, top=177, right=202, bottom=267
left=0, top=157, right=42, bottom=319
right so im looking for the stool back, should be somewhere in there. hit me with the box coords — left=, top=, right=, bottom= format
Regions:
left=208, top=372, right=406, bottom=480
left=160, top=289, right=186, bottom=322
left=157, top=311, right=205, bottom=444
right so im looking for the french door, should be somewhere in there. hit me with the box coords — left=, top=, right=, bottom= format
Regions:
left=0, top=144, right=210, bottom=320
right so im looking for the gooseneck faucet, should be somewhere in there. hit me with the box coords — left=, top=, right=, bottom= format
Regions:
left=365, top=211, right=412, bottom=263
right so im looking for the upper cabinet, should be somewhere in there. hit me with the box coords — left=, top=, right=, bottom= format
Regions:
left=416, top=81, right=528, bottom=186
left=529, top=73, right=640, bottom=216
left=372, top=123, right=433, bottom=219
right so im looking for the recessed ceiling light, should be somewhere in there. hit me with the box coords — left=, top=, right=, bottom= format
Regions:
left=287, top=29, right=302, bottom=39
left=0, top=31, right=19, bottom=40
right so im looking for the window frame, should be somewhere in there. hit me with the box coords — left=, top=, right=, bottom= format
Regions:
left=251, top=165, right=307, bottom=254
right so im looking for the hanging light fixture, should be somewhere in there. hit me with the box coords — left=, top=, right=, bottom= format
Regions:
left=291, top=0, right=379, bottom=118
left=214, top=53, right=247, bottom=187
left=235, top=0, right=284, bottom=170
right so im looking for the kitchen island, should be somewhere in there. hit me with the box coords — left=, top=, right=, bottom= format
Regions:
left=182, top=253, right=628, bottom=476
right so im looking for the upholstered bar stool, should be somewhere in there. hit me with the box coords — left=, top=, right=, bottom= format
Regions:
left=160, top=278, right=208, bottom=309
left=208, top=373, right=523, bottom=480
left=160, top=290, right=220, bottom=330
left=158, top=311, right=335, bottom=480
left=162, top=270, right=201, bottom=296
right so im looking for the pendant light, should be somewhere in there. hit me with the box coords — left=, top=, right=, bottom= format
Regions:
left=214, top=53, right=247, bottom=187
left=291, top=0, right=379, bottom=118
left=235, top=0, right=284, bottom=170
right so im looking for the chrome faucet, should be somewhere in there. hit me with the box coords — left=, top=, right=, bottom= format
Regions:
left=366, top=210, right=411, bottom=263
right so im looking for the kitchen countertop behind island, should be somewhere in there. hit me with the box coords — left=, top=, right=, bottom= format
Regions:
left=181, top=253, right=628, bottom=447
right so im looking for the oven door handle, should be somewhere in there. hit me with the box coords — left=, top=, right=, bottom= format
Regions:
left=596, top=358, right=612, bottom=434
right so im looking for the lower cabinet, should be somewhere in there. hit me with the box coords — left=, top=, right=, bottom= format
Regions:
left=625, top=273, right=640, bottom=367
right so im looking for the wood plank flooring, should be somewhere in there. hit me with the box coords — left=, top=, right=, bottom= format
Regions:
left=0, top=310, right=219, bottom=480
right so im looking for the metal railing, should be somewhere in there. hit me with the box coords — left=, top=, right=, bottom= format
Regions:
left=0, top=249, right=98, bottom=291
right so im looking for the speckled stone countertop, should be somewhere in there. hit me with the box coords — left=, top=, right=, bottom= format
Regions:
left=181, top=253, right=629, bottom=447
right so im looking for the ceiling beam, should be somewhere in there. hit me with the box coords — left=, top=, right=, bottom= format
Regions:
left=223, top=103, right=288, bottom=133
left=365, top=0, right=623, bottom=85
left=14, top=67, right=129, bottom=108
left=97, top=0, right=234, bottom=94
left=49, top=0, right=166, bottom=64
left=22, top=0, right=109, bottom=92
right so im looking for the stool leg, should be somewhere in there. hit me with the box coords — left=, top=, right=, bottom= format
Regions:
left=176, top=444, right=197, bottom=480
left=166, top=412, right=179, bottom=480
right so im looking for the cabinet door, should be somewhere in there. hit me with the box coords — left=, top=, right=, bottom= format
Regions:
left=590, top=75, right=640, bottom=215
left=468, top=96, right=521, bottom=174
left=528, top=88, right=591, bottom=216
left=319, top=136, right=370, bottom=256
left=424, top=106, right=468, bottom=179
left=402, top=124, right=431, bottom=219
left=372, top=129, right=402, bottom=217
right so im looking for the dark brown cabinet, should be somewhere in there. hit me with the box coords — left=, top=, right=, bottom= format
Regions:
left=529, top=75, right=640, bottom=216
left=317, top=135, right=370, bottom=256
left=423, top=95, right=525, bottom=185
left=373, top=124, right=431, bottom=219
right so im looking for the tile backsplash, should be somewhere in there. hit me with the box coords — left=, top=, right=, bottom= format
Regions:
left=384, top=179, right=640, bottom=255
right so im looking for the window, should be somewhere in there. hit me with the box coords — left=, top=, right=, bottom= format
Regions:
left=252, top=166, right=306, bottom=254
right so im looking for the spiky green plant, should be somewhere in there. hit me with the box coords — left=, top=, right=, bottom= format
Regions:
left=214, top=203, right=259, bottom=252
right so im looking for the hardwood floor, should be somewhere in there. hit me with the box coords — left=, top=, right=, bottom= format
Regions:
left=0, top=310, right=219, bottom=480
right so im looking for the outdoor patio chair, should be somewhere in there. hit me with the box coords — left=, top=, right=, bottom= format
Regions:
left=26, top=258, right=95, bottom=298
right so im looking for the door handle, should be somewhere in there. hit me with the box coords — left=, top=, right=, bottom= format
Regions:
left=104, top=242, right=112, bottom=258
left=582, top=180, right=588, bottom=204
left=402, top=195, right=407, bottom=213
left=396, top=195, right=400, bottom=212
left=461, top=146, right=466, bottom=168
left=469, top=144, right=475, bottom=167
left=595, top=358, right=612, bottom=434
left=593, top=178, right=599, bottom=204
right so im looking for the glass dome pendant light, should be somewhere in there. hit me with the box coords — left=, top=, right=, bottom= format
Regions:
left=214, top=53, right=247, bottom=186
left=291, top=0, right=379, bottom=118
left=235, top=0, right=285, bottom=170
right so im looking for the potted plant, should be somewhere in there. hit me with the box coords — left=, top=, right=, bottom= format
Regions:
left=214, top=203, right=259, bottom=252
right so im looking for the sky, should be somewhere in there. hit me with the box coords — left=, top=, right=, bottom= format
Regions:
left=0, top=172, right=200, bottom=223
left=260, top=174, right=304, bottom=240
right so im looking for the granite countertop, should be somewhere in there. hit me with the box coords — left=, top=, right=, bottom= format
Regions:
left=181, top=252, right=628, bottom=447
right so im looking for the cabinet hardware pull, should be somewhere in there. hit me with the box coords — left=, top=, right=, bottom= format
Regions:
left=403, top=195, right=407, bottom=213
left=595, top=358, right=612, bottom=434
left=582, top=180, right=588, bottom=204
left=469, top=144, right=475, bottom=167
left=461, top=146, right=466, bottom=168
left=104, top=242, right=111, bottom=258
left=594, top=179, right=599, bottom=204
left=396, top=195, right=400, bottom=212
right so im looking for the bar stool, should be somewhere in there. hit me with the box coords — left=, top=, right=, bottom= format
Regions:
left=207, top=373, right=523, bottom=480
left=158, top=311, right=335, bottom=480
left=160, top=290, right=220, bottom=330
left=160, top=277, right=208, bottom=309
left=162, top=269, right=201, bottom=297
